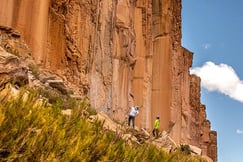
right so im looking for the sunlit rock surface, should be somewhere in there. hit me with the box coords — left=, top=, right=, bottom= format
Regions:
left=0, top=0, right=217, bottom=161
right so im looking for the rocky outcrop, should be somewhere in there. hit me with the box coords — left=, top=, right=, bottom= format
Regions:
left=190, top=74, right=217, bottom=161
left=0, top=0, right=217, bottom=161
left=0, top=46, right=28, bottom=89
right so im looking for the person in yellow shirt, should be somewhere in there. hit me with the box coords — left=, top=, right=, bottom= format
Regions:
left=152, top=116, right=160, bottom=138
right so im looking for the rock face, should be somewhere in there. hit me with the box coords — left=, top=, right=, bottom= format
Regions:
left=0, top=0, right=217, bottom=161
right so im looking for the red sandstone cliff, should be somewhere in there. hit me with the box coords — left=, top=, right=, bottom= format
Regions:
left=0, top=0, right=217, bottom=161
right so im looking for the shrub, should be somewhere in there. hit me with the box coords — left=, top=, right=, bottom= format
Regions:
left=0, top=87, right=206, bottom=161
left=28, top=63, right=40, bottom=79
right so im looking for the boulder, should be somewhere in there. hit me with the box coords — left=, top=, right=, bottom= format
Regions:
left=0, top=47, right=28, bottom=88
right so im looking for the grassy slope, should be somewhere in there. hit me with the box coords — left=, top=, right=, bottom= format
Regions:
left=0, top=86, right=206, bottom=162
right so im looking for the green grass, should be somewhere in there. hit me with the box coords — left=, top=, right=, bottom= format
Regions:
left=0, top=86, right=206, bottom=162
left=28, top=63, right=40, bottom=79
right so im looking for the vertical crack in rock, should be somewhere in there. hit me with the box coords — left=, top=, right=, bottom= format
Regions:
left=0, top=0, right=217, bottom=161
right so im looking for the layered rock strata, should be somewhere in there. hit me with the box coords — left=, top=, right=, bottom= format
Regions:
left=0, top=0, right=217, bottom=161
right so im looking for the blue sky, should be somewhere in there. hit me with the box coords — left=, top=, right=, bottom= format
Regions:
left=182, top=0, right=243, bottom=162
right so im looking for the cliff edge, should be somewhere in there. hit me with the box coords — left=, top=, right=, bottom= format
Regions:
left=0, top=0, right=217, bottom=161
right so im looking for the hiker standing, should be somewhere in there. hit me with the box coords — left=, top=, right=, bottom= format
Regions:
left=152, top=116, right=160, bottom=137
left=128, top=106, right=139, bottom=128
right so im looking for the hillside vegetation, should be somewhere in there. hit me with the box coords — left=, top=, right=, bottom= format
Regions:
left=0, top=85, right=206, bottom=162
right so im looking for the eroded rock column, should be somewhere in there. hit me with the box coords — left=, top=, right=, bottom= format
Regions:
left=133, top=1, right=153, bottom=129
left=0, top=0, right=50, bottom=65
left=151, top=0, right=172, bottom=130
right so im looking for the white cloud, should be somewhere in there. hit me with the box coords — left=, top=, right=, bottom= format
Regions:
left=236, top=129, right=243, bottom=134
left=190, top=61, right=243, bottom=103
left=202, top=43, right=211, bottom=49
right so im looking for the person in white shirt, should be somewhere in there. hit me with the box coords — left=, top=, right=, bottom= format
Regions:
left=128, top=106, right=139, bottom=128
